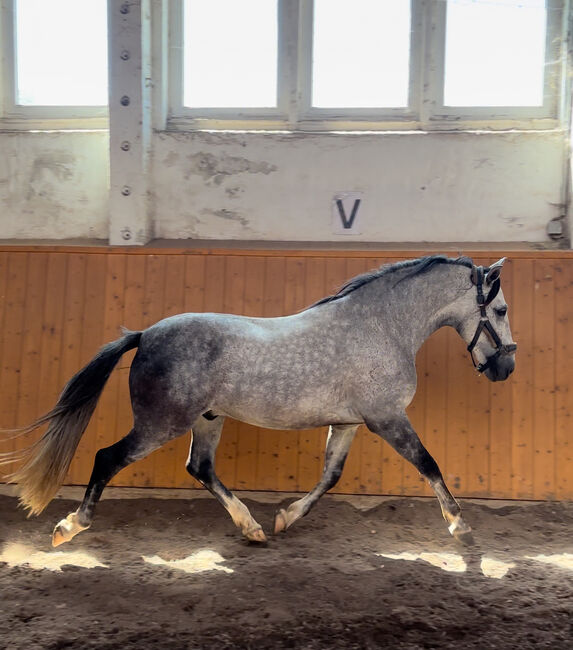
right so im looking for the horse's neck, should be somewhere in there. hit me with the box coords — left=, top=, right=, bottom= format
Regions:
left=341, top=267, right=464, bottom=352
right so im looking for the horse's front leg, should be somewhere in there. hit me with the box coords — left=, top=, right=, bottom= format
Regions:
left=186, top=415, right=267, bottom=543
left=274, top=424, right=358, bottom=534
left=366, top=414, right=473, bottom=544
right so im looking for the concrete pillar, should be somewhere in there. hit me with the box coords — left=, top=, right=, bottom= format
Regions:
left=107, top=0, right=152, bottom=245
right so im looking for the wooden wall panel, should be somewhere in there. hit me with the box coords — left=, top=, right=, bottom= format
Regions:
left=1, top=246, right=573, bottom=501
left=0, top=253, right=28, bottom=475
left=510, top=259, right=535, bottom=498
left=555, top=261, right=573, bottom=497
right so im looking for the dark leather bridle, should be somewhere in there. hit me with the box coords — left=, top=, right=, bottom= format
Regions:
left=467, top=265, right=517, bottom=373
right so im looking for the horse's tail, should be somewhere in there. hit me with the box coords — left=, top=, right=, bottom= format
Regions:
left=0, top=329, right=142, bottom=516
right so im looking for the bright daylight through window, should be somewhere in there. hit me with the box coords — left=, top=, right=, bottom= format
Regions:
left=178, top=0, right=559, bottom=128
left=9, top=0, right=559, bottom=123
left=312, top=0, right=411, bottom=108
left=15, top=0, right=107, bottom=106
left=444, top=0, right=547, bottom=106
left=183, top=0, right=278, bottom=108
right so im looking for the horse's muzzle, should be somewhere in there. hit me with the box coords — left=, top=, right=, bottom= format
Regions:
left=483, top=350, right=516, bottom=382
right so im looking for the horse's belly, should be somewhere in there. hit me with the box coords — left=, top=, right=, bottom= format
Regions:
left=214, top=403, right=362, bottom=430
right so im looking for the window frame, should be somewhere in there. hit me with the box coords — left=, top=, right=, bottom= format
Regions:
left=0, top=0, right=108, bottom=130
left=426, top=0, right=566, bottom=125
left=167, top=0, right=569, bottom=132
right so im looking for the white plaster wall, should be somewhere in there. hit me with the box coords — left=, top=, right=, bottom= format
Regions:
left=0, top=129, right=566, bottom=243
left=0, top=131, right=109, bottom=239
left=152, top=130, right=566, bottom=243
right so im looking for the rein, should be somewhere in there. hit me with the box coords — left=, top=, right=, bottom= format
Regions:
left=467, top=265, right=517, bottom=373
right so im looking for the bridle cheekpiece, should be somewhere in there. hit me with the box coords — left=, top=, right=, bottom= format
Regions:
left=467, top=262, right=517, bottom=373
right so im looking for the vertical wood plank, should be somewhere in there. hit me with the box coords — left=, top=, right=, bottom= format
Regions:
left=554, top=260, right=573, bottom=499
left=183, top=255, right=206, bottom=314
left=15, top=253, right=48, bottom=436
left=531, top=259, right=556, bottom=498
left=509, top=260, right=534, bottom=498
left=36, top=254, right=68, bottom=415
left=0, top=254, right=28, bottom=475
left=465, top=367, right=491, bottom=497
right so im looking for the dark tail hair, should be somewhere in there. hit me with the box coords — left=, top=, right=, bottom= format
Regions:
left=0, top=330, right=142, bottom=515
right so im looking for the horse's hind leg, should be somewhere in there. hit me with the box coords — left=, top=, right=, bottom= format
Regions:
left=366, top=414, right=473, bottom=544
left=52, top=427, right=177, bottom=546
left=274, top=424, right=358, bottom=534
left=186, top=415, right=266, bottom=543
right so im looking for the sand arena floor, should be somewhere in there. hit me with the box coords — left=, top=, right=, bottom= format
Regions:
left=1, top=486, right=572, bottom=649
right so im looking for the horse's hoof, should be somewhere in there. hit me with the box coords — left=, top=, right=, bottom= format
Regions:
left=52, top=526, right=68, bottom=547
left=245, top=526, right=267, bottom=544
left=273, top=509, right=288, bottom=534
left=448, top=515, right=474, bottom=546
left=52, top=521, right=73, bottom=547
left=52, top=513, right=88, bottom=547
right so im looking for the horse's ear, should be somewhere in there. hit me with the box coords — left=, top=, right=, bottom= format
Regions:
left=486, top=257, right=507, bottom=285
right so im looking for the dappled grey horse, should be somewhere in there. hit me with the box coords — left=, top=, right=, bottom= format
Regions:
left=1, top=255, right=516, bottom=547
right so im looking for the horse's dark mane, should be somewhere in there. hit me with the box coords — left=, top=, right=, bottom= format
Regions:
left=308, top=255, right=474, bottom=309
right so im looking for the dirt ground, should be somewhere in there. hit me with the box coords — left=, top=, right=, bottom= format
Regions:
left=0, top=488, right=572, bottom=650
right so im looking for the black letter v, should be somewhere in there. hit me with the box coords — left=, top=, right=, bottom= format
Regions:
left=336, top=199, right=361, bottom=229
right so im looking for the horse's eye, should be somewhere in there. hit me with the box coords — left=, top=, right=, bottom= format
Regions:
left=495, top=306, right=508, bottom=318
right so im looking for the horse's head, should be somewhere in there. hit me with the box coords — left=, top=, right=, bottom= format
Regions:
left=457, top=258, right=516, bottom=382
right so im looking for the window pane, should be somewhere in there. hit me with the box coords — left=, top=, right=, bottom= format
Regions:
left=444, top=0, right=547, bottom=107
left=183, top=0, right=278, bottom=108
left=16, top=0, right=108, bottom=106
left=312, top=0, right=410, bottom=108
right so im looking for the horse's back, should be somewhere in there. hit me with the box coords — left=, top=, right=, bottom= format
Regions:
left=128, top=309, right=360, bottom=429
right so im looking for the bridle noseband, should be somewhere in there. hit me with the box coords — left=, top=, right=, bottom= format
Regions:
left=467, top=265, right=517, bottom=373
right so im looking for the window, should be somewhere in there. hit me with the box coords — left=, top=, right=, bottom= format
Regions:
left=1, top=0, right=108, bottom=123
left=444, top=0, right=547, bottom=107
left=311, top=0, right=411, bottom=109
left=183, top=0, right=278, bottom=109
left=169, top=0, right=567, bottom=130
